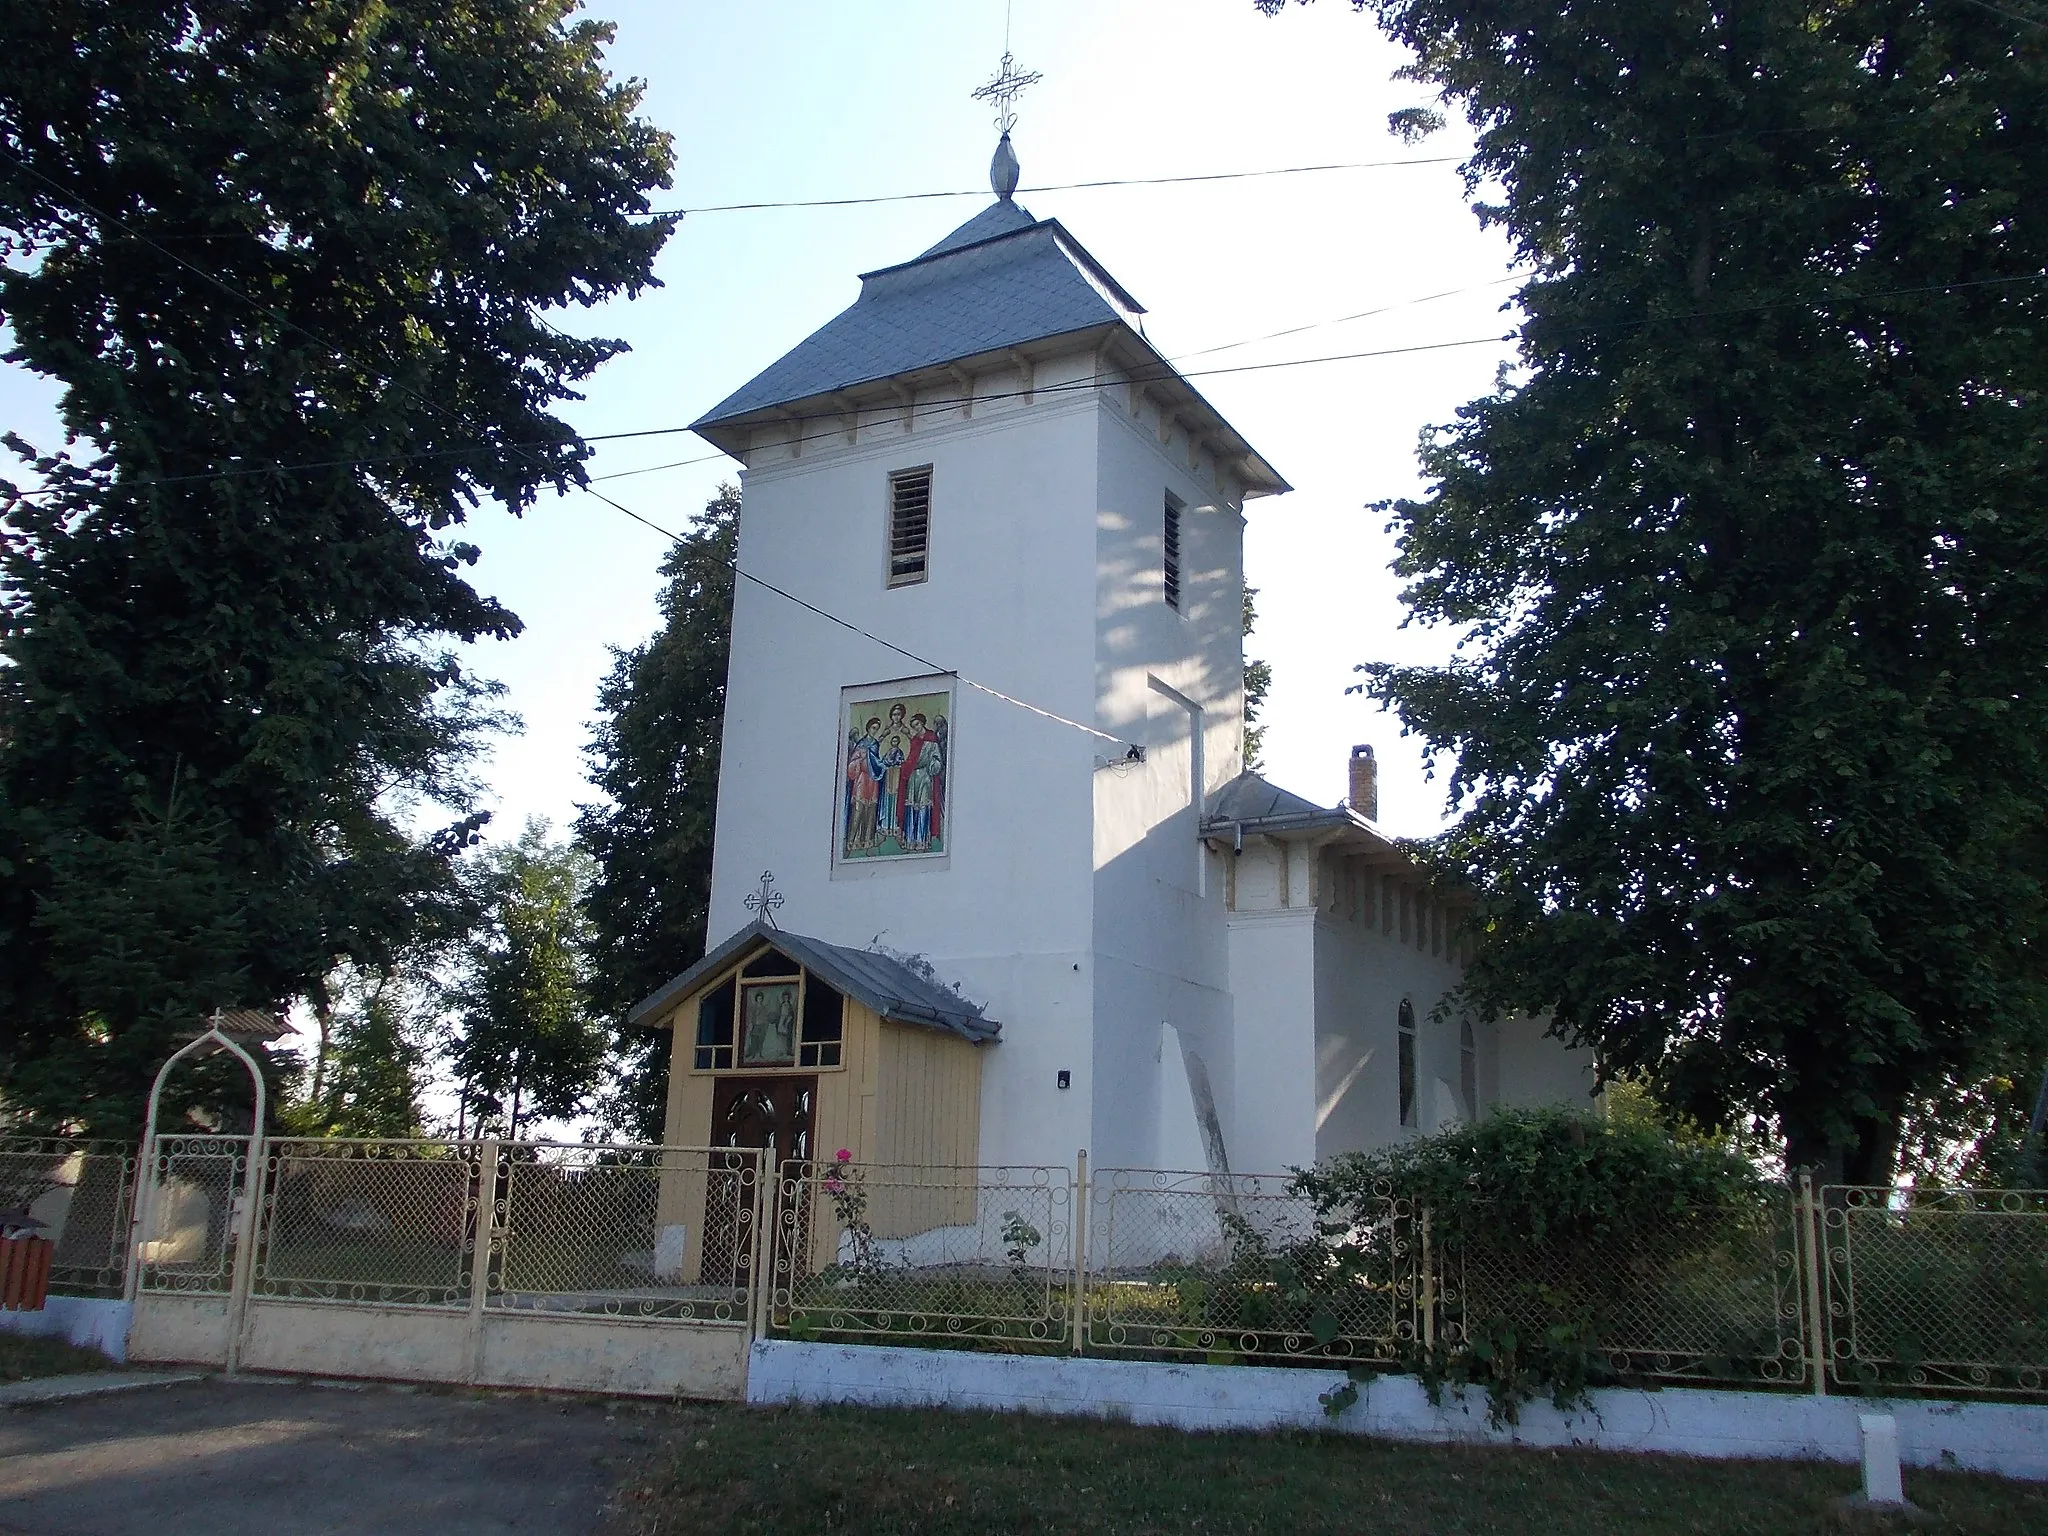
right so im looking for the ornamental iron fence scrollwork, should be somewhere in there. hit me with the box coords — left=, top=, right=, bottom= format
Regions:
left=769, top=1159, right=1075, bottom=1347
left=1436, top=1191, right=1810, bottom=1389
left=488, top=1142, right=762, bottom=1326
left=135, top=1135, right=249, bottom=1296
left=1822, top=1184, right=2048, bottom=1398
left=250, top=1138, right=482, bottom=1308
left=1083, top=1168, right=1415, bottom=1365
left=0, top=1138, right=138, bottom=1298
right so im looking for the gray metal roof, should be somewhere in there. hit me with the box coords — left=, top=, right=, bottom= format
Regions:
left=627, top=920, right=1001, bottom=1045
left=692, top=202, right=1133, bottom=431
left=1200, top=770, right=1401, bottom=856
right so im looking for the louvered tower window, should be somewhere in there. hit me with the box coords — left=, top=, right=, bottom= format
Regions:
left=888, top=466, right=932, bottom=586
left=1163, top=494, right=1183, bottom=611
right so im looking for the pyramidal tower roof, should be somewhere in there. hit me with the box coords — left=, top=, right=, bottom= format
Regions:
left=692, top=153, right=1286, bottom=496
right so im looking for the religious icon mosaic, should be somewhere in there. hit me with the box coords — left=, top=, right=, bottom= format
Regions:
left=839, top=684, right=952, bottom=862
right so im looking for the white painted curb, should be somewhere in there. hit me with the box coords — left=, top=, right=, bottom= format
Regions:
left=748, top=1340, right=2048, bottom=1482
left=0, top=1297, right=130, bottom=1363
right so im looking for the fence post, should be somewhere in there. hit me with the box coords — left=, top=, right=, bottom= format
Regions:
left=222, top=1132, right=266, bottom=1375
left=123, top=1134, right=156, bottom=1306
left=1071, top=1148, right=1088, bottom=1356
left=748, top=1151, right=773, bottom=1341
left=1419, top=1208, right=1435, bottom=1355
left=465, top=1139, right=500, bottom=1385
left=1798, top=1172, right=1828, bottom=1396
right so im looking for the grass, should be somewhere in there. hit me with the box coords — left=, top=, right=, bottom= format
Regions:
left=0, top=1331, right=113, bottom=1382
left=605, top=1402, right=2045, bottom=1536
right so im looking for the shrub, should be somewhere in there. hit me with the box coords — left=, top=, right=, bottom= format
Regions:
left=1296, top=1106, right=1769, bottom=1423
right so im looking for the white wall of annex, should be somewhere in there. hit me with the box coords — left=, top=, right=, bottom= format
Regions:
left=705, top=393, right=1106, bottom=1167
left=1222, top=904, right=1319, bottom=1175
left=1086, top=402, right=1246, bottom=1170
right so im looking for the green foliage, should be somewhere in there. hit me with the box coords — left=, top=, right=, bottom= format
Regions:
left=0, top=1, right=673, bottom=1133
left=1298, top=1107, right=1769, bottom=1422
left=1263, top=0, right=2048, bottom=1183
left=576, top=487, right=740, bottom=1141
left=443, top=823, right=605, bottom=1138
left=1241, top=585, right=1273, bottom=772
left=1300, top=1105, right=1764, bottom=1261
left=284, top=966, right=429, bottom=1139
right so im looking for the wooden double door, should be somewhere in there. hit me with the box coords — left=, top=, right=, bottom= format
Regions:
left=705, top=1075, right=815, bottom=1286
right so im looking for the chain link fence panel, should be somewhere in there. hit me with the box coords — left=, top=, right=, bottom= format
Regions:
left=1085, top=1168, right=1415, bottom=1364
left=0, top=1138, right=137, bottom=1298
left=1823, top=1185, right=2048, bottom=1397
left=1439, top=1191, right=1810, bottom=1389
left=490, top=1143, right=761, bottom=1325
left=251, top=1139, right=481, bottom=1307
left=135, top=1135, right=248, bottom=1295
left=769, top=1160, right=1075, bottom=1346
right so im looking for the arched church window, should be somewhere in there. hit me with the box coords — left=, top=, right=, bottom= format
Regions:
left=1398, top=998, right=1418, bottom=1129
left=1460, top=1018, right=1478, bottom=1120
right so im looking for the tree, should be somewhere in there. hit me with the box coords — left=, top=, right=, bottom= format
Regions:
left=0, top=2, right=673, bottom=1132
left=444, top=822, right=605, bottom=1139
left=1264, top=1, right=2048, bottom=1182
left=1243, top=586, right=1273, bottom=772
left=286, top=965, right=430, bottom=1140
left=575, top=487, right=739, bottom=1141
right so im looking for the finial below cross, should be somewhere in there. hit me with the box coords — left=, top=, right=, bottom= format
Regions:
left=744, top=870, right=785, bottom=928
left=972, top=50, right=1042, bottom=138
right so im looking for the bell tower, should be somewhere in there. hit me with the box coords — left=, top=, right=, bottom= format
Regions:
left=684, top=74, right=1288, bottom=1171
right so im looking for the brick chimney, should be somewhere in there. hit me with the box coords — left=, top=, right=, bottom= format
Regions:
left=1349, top=744, right=1378, bottom=821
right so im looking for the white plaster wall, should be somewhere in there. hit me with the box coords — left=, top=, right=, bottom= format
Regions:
left=1311, top=893, right=1467, bottom=1158
left=749, top=1341, right=2048, bottom=1482
left=707, top=383, right=1107, bottom=1169
left=1084, top=399, right=1246, bottom=1172
left=1222, top=904, right=1319, bottom=1174
left=0, top=1296, right=130, bottom=1362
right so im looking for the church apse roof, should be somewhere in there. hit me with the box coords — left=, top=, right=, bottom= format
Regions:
left=691, top=198, right=1287, bottom=496
left=627, top=919, right=1001, bottom=1045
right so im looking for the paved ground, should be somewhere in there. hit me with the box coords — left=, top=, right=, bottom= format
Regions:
left=0, top=1376, right=667, bottom=1536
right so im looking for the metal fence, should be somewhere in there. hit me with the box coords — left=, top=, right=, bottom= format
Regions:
left=1822, top=1184, right=2048, bottom=1398
left=16, top=1128, right=2044, bottom=1403
left=135, top=1134, right=249, bottom=1297
left=252, top=1138, right=481, bottom=1307
left=768, top=1160, right=1076, bottom=1347
left=1084, top=1168, right=1416, bottom=1364
left=1438, top=1189, right=1810, bottom=1389
left=0, top=1138, right=136, bottom=1298
left=491, top=1142, right=760, bottom=1326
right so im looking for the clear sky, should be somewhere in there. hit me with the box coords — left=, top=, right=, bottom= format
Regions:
left=2, top=0, right=1526, bottom=846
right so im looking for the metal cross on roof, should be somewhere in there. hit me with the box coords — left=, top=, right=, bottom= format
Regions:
left=972, top=49, right=1042, bottom=137
left=744, top=870, right=785, bottom=928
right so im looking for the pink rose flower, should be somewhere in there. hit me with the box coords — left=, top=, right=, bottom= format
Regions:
left=835, top=1148, right=852, bottom=1162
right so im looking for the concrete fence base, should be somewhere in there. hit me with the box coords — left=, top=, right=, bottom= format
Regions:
left=0, top=1297, right=130, bottom=1363
left=748, top=1340, right=2048, bottom=1482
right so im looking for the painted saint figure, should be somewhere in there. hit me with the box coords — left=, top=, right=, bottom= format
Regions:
left=845, top=716, right=884, bottom=852
left=876, top=702, right=910, bottom=842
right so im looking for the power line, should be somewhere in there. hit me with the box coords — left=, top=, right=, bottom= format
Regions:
left=0, top=143, right=1142, bottom=756
left=9, top=268, right=2043, bottom=501
left=573, top=479, right=1139, bottom=754
left=1956, top=0, right=2048, bottom=31
left=643, top=156, right=1461, bottom=217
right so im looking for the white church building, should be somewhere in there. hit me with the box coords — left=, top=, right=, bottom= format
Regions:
left=628, top=137, right=1591, bottom=1179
